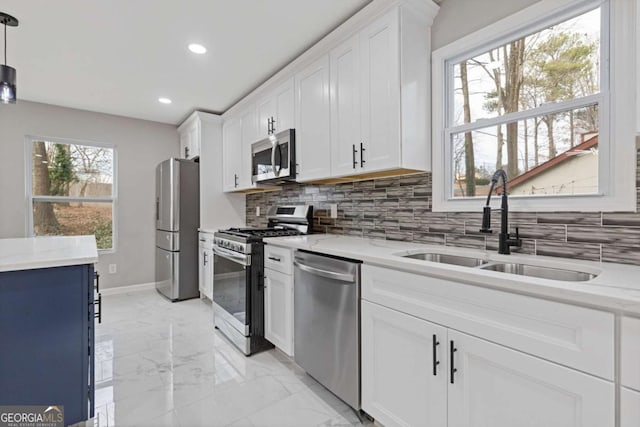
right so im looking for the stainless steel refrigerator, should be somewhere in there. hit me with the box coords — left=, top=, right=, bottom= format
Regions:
left=155, top=158, right=200, bottom=301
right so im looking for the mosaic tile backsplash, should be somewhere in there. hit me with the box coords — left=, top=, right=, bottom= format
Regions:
left=247, top=150, right=640, bottom=266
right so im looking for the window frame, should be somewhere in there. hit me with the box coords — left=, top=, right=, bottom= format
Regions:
left=25, top=135, right=118, bottom=253
left=431, top=0, right=637, bottom=212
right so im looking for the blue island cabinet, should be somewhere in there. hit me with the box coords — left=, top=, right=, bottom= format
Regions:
left=0, top=264, right=95, bottom=426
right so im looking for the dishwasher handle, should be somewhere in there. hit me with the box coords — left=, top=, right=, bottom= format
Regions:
left=294, top=260, right=356, bottom=283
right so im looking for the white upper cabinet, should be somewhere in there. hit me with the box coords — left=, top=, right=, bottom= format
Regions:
left=178, top=113, right=202, bottom=160
left=329, top=4, right=434, bottom=178
left=330, top=34, right=361, bottom=177
left=222, top=118, right=242, bottom=192
left=295, top=54, right=331, bottom=182
left=359, top=8, right=401, bottom=173
left=239, top=106, right=258, bottom=190
left=221, top=0, right=438, bottom=183
left=447, top=330, right=614, bottom=427
left=257, top=78, right=295, bottom=138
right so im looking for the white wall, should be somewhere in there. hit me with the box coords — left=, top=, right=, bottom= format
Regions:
left=0, top=100, right=179, bottom=289
left=431, top=0, right=541, bottom=50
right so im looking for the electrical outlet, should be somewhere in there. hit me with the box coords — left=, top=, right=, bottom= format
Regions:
left=330, top=204, right=338, bottom=219
left=108, top=264, right=117, bottom=274
left=256, top=206, right=260, bottom=217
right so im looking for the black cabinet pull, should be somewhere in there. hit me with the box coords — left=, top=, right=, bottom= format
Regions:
left=450, top=340, right=458, bottom=384
left=352, top=144, right=358, bottom=169
left=185, top=146, right=189, bottom=158
left=433, top=334, right=440, bottom=376
left=234, top=173, right=238, bottom=188
left=360, top=142, right=366, bottom=167
left=94, top=271, right=100, bottom=293
left=204, top=251, right=208, bottom=266
left=268, top=256, right=282, bottom=262
left=271, top=116, right=276, bottom=134
left=95, top=293, right=102, bottom=324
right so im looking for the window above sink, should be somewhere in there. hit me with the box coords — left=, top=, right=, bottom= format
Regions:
left=431, top=0, right=637, bottom=213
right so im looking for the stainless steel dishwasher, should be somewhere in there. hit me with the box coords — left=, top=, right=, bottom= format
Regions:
left=293, top=250, right=362, bottom=411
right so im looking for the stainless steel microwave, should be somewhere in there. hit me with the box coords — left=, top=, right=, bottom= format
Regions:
left=251, top=129, right=296, bottom=184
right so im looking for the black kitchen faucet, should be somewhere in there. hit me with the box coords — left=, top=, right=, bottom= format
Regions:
left=479, top=169, right=522, bottom=254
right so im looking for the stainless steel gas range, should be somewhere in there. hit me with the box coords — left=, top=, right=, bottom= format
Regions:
left=212, top=205, right=313, bottom=355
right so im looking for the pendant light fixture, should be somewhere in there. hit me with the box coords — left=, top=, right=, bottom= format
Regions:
left=0, top=12, right=18, bottom=104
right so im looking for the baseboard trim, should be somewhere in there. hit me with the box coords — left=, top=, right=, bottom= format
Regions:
left=100, top=282, right=156, bottom=296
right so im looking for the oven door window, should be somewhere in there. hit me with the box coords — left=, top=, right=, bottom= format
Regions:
left=213, top=254, right=249, bottom=326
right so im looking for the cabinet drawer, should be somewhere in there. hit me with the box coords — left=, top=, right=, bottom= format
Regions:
left=265, top=245, right=293, bottom=275
left=622, top=316, right=640, bottom=391
left=362, top=265, right=614, bottom=380
left=198, top=232, right=214, bottom=246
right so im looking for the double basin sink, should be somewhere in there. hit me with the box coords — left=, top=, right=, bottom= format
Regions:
left=401, top=252, right=597, bottom=282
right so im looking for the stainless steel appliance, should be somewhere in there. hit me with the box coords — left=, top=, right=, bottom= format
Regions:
left=293, top=250, right=362, bottom=411
left=251, top=129, right=296, bottom=183
left=213, top=205, right=312, bottom=355
left=155, top=158, right=200, bottom=301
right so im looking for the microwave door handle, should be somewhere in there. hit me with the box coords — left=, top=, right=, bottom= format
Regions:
left=271, top=139, right=281, bottom=177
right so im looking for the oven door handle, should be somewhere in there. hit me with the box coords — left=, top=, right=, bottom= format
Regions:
left=293, top=260, right=355, bottom=283
left=213, top=246, right=251, bottom=266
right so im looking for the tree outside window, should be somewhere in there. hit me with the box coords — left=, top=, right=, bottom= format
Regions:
left=29, top=139, right=116, bottom=250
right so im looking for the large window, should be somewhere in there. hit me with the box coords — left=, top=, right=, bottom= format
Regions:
left=27, top=137, right=116, bottom=251
left=432, top=0, right=636, bottom=212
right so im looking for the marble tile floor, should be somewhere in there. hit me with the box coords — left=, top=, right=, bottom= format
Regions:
left=80, top=288, right=372, bottom=427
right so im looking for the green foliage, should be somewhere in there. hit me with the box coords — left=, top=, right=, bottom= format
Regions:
left=94, top=219, right=113, bottom=250
left=49, top=144, right=77, bottom=196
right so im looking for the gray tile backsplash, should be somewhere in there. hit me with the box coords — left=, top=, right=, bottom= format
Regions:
left=246, top=150, right=640, bottom=266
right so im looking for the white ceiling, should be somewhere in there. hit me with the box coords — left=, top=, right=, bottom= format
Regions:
left=0, top=0, right=371, bottom=124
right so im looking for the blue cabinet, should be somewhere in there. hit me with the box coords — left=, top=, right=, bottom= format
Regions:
left=0, top=264, right=95, bottom=426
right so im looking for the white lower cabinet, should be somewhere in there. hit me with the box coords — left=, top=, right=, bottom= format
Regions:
left=621, top=387, right=640, bottom=427
left=198, top=233, right=214, bottom=301
left=264, top=267, right=294, bottom=356
left=361, top=265, right=616, bottom=427
left=447, top=330, right=614, bottom=427
left=362, top=301, right=447, bottom=427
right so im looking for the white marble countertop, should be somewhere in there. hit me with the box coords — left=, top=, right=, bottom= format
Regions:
left=264, top=234, right=640, bottom=315
left=0, top=235, right=98, bottom=273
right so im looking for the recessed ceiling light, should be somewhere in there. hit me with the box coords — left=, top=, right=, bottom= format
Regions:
left=188, top=43, right=207, bottom=54
left=158, top=97, right=172, bottom=104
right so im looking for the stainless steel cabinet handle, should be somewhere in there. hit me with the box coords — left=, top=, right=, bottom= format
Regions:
left=204, top=251, right=208, bottom=266
left=294, top=260, right=355, bottom=283
left=268, top=256, right=281, bottom=262
left=185, top=146, right=189, bottom=158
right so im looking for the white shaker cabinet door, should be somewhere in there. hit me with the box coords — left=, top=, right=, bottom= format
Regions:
left=330, top=34, right=361, bottom=177
left=622, top=316, right=640, bottom=391
left=239, top=106, right=258, bottom=190
left=222, top=118, right=242, bottom=192
left=359, top=7, right=400, bottom=173
left=257, top=96, right=276, bottom=139
left=361, top=300, right=447, bottom=427
left=295, top=54, right=331, bottom=182
left=447, top=330, right=614, bottom=427
left=275, top=78, right=295, bottom=133
left=621, top=387, right=640, bottom=427
left=264, top=268, right=293, bottom=356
